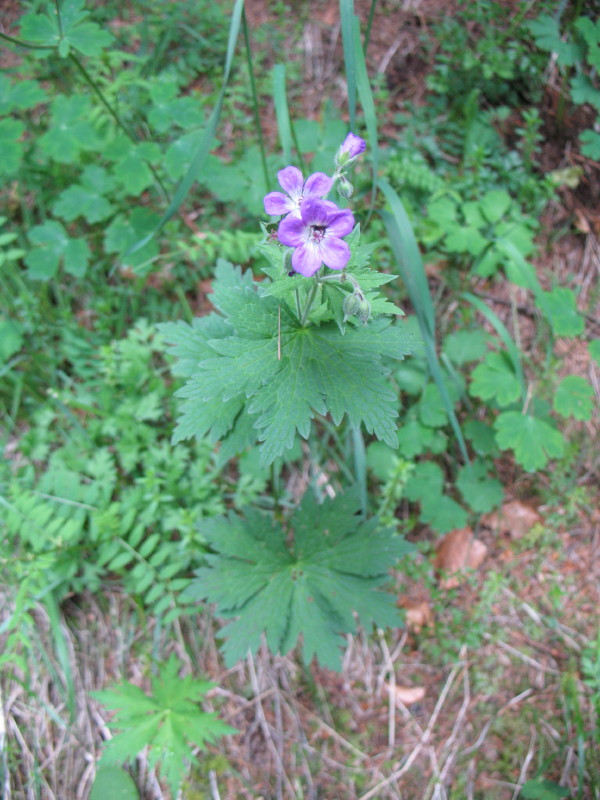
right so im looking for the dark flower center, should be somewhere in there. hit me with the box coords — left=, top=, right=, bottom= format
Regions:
left=310, top=224, right=327, bottom=242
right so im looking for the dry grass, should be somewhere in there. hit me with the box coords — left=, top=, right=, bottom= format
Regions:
left=2, top=505, right=599, bottom=799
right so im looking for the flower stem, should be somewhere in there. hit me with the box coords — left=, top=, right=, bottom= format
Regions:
left=300, top=281, right=320, bottom=326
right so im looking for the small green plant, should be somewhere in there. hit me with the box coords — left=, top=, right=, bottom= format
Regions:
left=528, top=11, right=600, bottom=158
left=92, top=655, right=236, bottom=797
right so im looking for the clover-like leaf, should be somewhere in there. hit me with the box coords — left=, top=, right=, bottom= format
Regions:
left=494, top=412, right=564, bottom=472
left=184, top=489, right=412, bottom=670
left=570, top=74, right=600, bottom=110
left=25, top=220, right=90, bottom=279
left=536, top=287, right=584, bottom=337
left=580, top=129, right=600, bottom=160
left=38, top=95, right=101, bottom=163
left=147, top=81, right=204, bottom=133
left=105, top=136, right=162, bottom=195
left=0, top=76, right=46, bottom=114
left=419, top=494, right=468, bottom=534
left=456, top=460, right=504, bottom=514
left=553, top=375, right=595, bottom=421
left=20, top=0, right=113, bottom=57
left=53, top=167, right=116, bottom=223
left=470, top=350, right=522, bottom=406
left=443, top=329, right=490, bottom=365
left=404, top=461, right=444, bottom=502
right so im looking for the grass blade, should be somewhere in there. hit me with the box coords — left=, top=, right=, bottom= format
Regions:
left=353, top=14, right=379, bottom=197
left=340, top=0, right=357, bottom=130
left=462, top=292, right=525, bottom=397
left=272, top=63, right=293, bottom=166
left=379, top=180, right=469, bottom=464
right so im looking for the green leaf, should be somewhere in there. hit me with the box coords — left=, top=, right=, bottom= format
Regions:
left=580, top=129, right=600, bottom=160
left=526, top=15, right=582, bottom=66
left=470, top=351, right=522, bottom=406
left=404, top=461, right=444, bottom=502
left=418, top=383, right=452, bottom=427
left=536, top=287, right=584, bottom=337
left=420, top=495, right=468, bottom=534
left=464, top=420, right=499, bottom=457
left=25, top=220, right=90, bottom=279
left=20, top=0, right=113, bottom=56
left=480, top=189, right=511, bottom=224
left=90, top=766, right=139, bottom=800
left=38, top=95, right=101, bottom=164
left=104, top=209, right=160, bottom=272
left=445, top=226, right=488, bottom=256
left=163, top=131, right=208, bottom=180
left=366, top=442, right=399, bottom=481
left=456, top=461, right=503, bottom=514
left=443, top=329, right=490, bottom=366
left=0, top=119, right=25, bottom=175
left=495, top=412, right=565, bottom=472
left=520, top=779, right=570, bottom=799
left=0, top=76, right=46, bottom=114
left=397, top=415, right=447, bottom=458
left=590, top=340, right=600, bottom=366
left=0, top=318, right=24, bottom=363
left=54, top=181, right=115, bottom=223
left=185, top=490, right=412, bottom=670
left=553, top=375, right=595, bottom=421
left=93, top=655, right=235, bottom=797
left=106, top=137, right=161, bottom=195
left=570, top=73, right=600, bottom=110
left=167, top=262, right=412, bottom=466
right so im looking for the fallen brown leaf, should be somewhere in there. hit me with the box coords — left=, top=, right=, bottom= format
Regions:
left=391, top=685, right=426, bottom=706
left=482, top=500, right=542, bottom=539
left=434, top=527, right=488, bottom=589
left=399, top=600, right=433, bottom=632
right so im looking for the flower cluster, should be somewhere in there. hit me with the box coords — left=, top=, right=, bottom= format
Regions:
left=263, top=133, right=366, bottom=278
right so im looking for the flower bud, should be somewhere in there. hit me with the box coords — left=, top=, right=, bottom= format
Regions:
left=335, top=132, right=367, bottom=168
left=337, top=176, right=354, bottom=199
left=357, top=297, right=371, bottom=325
left=342, top=291, right=362, bottom=321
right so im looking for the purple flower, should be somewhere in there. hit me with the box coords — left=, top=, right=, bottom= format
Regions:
left=278, top=197, right=355, bottom=277
left=335, top=132, right=366, bottom=167
left=263, top=166, right=333, bottom=218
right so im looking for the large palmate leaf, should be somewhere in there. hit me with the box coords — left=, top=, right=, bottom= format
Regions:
left=161, top=260, right=413, bottom=466
left=185, top=489, right=412, bottom=670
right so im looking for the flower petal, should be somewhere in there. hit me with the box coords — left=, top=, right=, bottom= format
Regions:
left=292, top=242, right=322, bottom=277
left=264, top=192, right=295, bottom=216
left=277, top=166, right=304, bottom=199
left=299, top=196, right=331, bottom=226
left=304, top=171, right=333, bottom=197
left=326, top=208, right=355, bottom=237
left=320, top=236, right=350, bottom=271
left=278, top=216, right=307, bottom=247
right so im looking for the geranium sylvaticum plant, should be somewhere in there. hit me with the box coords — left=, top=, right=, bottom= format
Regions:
left=160, top=134, right=414, bottom=669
